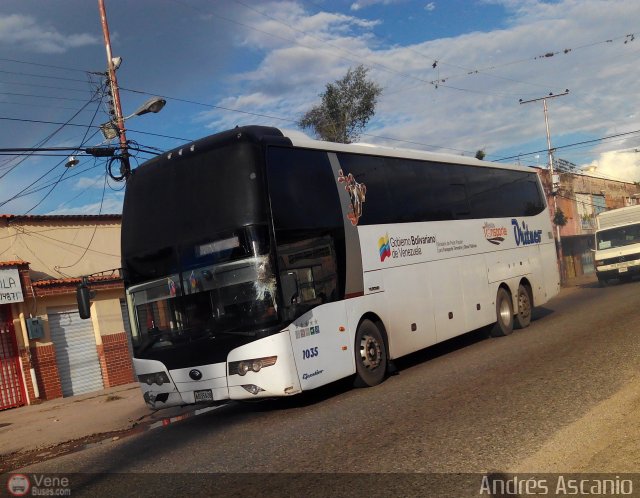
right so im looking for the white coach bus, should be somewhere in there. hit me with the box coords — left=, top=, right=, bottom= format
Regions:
left=118, top=126, right=560, bottom=409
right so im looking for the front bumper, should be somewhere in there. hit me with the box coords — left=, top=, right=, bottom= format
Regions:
left=134, top=330, right=301, bottom=410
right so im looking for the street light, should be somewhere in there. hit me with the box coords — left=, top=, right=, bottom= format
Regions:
left=123, top=97, right=166, bottom=120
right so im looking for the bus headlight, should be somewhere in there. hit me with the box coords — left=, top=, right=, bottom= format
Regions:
left=138, top=371, right=171, bottom=386
left=238, top=362, right=250, bottom=376
left=229, top=356, right=277, bottom=376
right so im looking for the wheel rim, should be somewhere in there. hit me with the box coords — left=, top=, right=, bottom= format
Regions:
left=359, top=334, right=382, bottom=370
left=518, top=289, right=531, bottom=319
left=498, top=297, right=511, bottom=325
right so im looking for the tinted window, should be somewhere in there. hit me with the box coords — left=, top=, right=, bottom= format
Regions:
left=267, top=147, right=343, bottom=230
left=266, top=147, right=345, bottom=319
left=337, top=152, right=544, bottom=224
left=467, top=167, right=544, bottom=218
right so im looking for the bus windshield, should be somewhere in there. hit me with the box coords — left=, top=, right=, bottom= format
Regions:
left=596, top=224, right=640, bottom=250
left=129, top=254, right=277, bottom=356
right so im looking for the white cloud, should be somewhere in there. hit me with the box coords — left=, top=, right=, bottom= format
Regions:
left=425, top=2, right=436, bottom=12
left=211, top=0, right=640, bottom=168
left=0, top=14, right=99, bottom=53
left=48, top=192, right=124, bottom=215
left=350, top=0, right=407, bottom=11
left=73, top=177, right=105, bottom=190
left=583, top=151, right=640, bottom=184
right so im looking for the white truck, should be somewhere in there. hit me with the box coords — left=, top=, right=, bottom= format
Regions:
left=594, top=204, right=640, bottom=285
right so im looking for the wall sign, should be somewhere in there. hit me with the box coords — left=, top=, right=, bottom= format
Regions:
left=0, top=268, right=24, bottom=304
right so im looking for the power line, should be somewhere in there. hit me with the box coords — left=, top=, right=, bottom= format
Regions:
left=492, top=128, right=640, bottom=163
left=0, top=90, right=103, bottom=179
left=0, top=91, right=90, bottom=102
left=22, top=95, right=105, bottom=215
left=430, top=32, right=637, bottom=87
left=0, top=68, right=90, bottom=84
left=54, top=172, right=110, bottom=276
left=0, top=79, right=95, bottom=94
left=0, top=116, right=191, bottom=142
left=0, top=57, right=92, bottom=74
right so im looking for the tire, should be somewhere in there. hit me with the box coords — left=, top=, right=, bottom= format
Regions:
left=514, top=284, right=532, bottom=329
left=354, top=319, right=387, bottom=387
left=598, top=277, right=608, bottom=287
left=491, top=287, right=514, bottom=337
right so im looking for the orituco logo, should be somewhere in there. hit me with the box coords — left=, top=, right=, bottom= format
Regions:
left=483, top=222, right=508, bottom=245
left=378, top=234, right=391, bottom=261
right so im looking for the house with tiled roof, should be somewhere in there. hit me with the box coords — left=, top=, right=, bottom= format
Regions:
left=0, top=214, right=133, bottom=410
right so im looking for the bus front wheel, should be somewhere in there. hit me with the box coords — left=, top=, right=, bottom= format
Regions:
left=491, top=287, right=514, bottom=337
left=354, top=319, right=387, bottom=387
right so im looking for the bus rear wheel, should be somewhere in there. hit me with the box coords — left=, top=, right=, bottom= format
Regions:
left=491, top=287, right=514, bottom=337
left=514, top=284, right=532, bottom=329
left=354, top=319, right=387, bottom=387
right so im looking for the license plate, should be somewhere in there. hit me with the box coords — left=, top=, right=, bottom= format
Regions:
left=619, top=267, right=628, bottom=273
left=194, top=389, right=213, bottom=403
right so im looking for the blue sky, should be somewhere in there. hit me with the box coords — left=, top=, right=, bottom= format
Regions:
left=0, top=0, right=639, bottom=214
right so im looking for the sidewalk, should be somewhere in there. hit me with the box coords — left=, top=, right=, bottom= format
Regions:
left=0, top=382, right=214, bottom=472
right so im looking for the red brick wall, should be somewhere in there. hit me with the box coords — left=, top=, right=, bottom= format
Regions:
left=30, top=344, right=63, bottom=400
left=97, top=332, right=134, bottom=387
left=19, top=348, right=37, bottom=402
left=34, top=280, right=123, bottom=298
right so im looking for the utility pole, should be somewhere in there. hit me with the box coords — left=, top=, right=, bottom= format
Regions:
left=519, top=90, right=569, bottom=283
left=98, top=0, right=130, bottom=179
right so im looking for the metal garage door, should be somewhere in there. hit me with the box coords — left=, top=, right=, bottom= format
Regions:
left=0, top=305, right=26, bottom=409
left=48, top=308, right=104, bottom=397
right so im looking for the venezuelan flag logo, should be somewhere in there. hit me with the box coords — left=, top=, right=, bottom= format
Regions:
left=378, top=234, right=391, bottom=262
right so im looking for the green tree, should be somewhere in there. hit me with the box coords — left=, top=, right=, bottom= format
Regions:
left=298, top=65, right=382, bottom=144
left=553, top=207, right=568, bottom=227
left=475, top=150, right=486, bottom=160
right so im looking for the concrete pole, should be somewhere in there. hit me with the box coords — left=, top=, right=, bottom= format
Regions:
left=542, top=98, right=565, bottom=281
left=520, top=91, right=569, bottom=283
left=98, top=0, right=130, bottom=178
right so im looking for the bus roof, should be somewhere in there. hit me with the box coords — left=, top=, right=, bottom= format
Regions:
left=143, top=125, right=534, bottom=175
left=280, top=128, right=533, bottom=173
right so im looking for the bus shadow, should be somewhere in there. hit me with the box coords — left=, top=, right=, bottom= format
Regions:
left=391, top=326, right=491, bottom=374
left=531, top=306, right=553, bottom=320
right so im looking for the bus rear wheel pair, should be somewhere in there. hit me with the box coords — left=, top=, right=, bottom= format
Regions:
left=491, top=284, right=532, bottom=337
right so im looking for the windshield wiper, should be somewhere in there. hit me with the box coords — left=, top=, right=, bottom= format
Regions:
left=137, top=329, right=166, bottom=354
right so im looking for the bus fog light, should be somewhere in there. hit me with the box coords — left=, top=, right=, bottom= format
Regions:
left=241, top=384, right=265, bottom=395
left=155, top=373, right=165, bottom=385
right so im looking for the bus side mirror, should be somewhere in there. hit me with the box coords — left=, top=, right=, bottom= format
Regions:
left=280, top=271, right=299, bottom=305
left=77, top=282, right=92, bottom=319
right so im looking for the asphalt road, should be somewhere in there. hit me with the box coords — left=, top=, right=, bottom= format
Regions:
left=12, top=278, right=640, bottom=496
